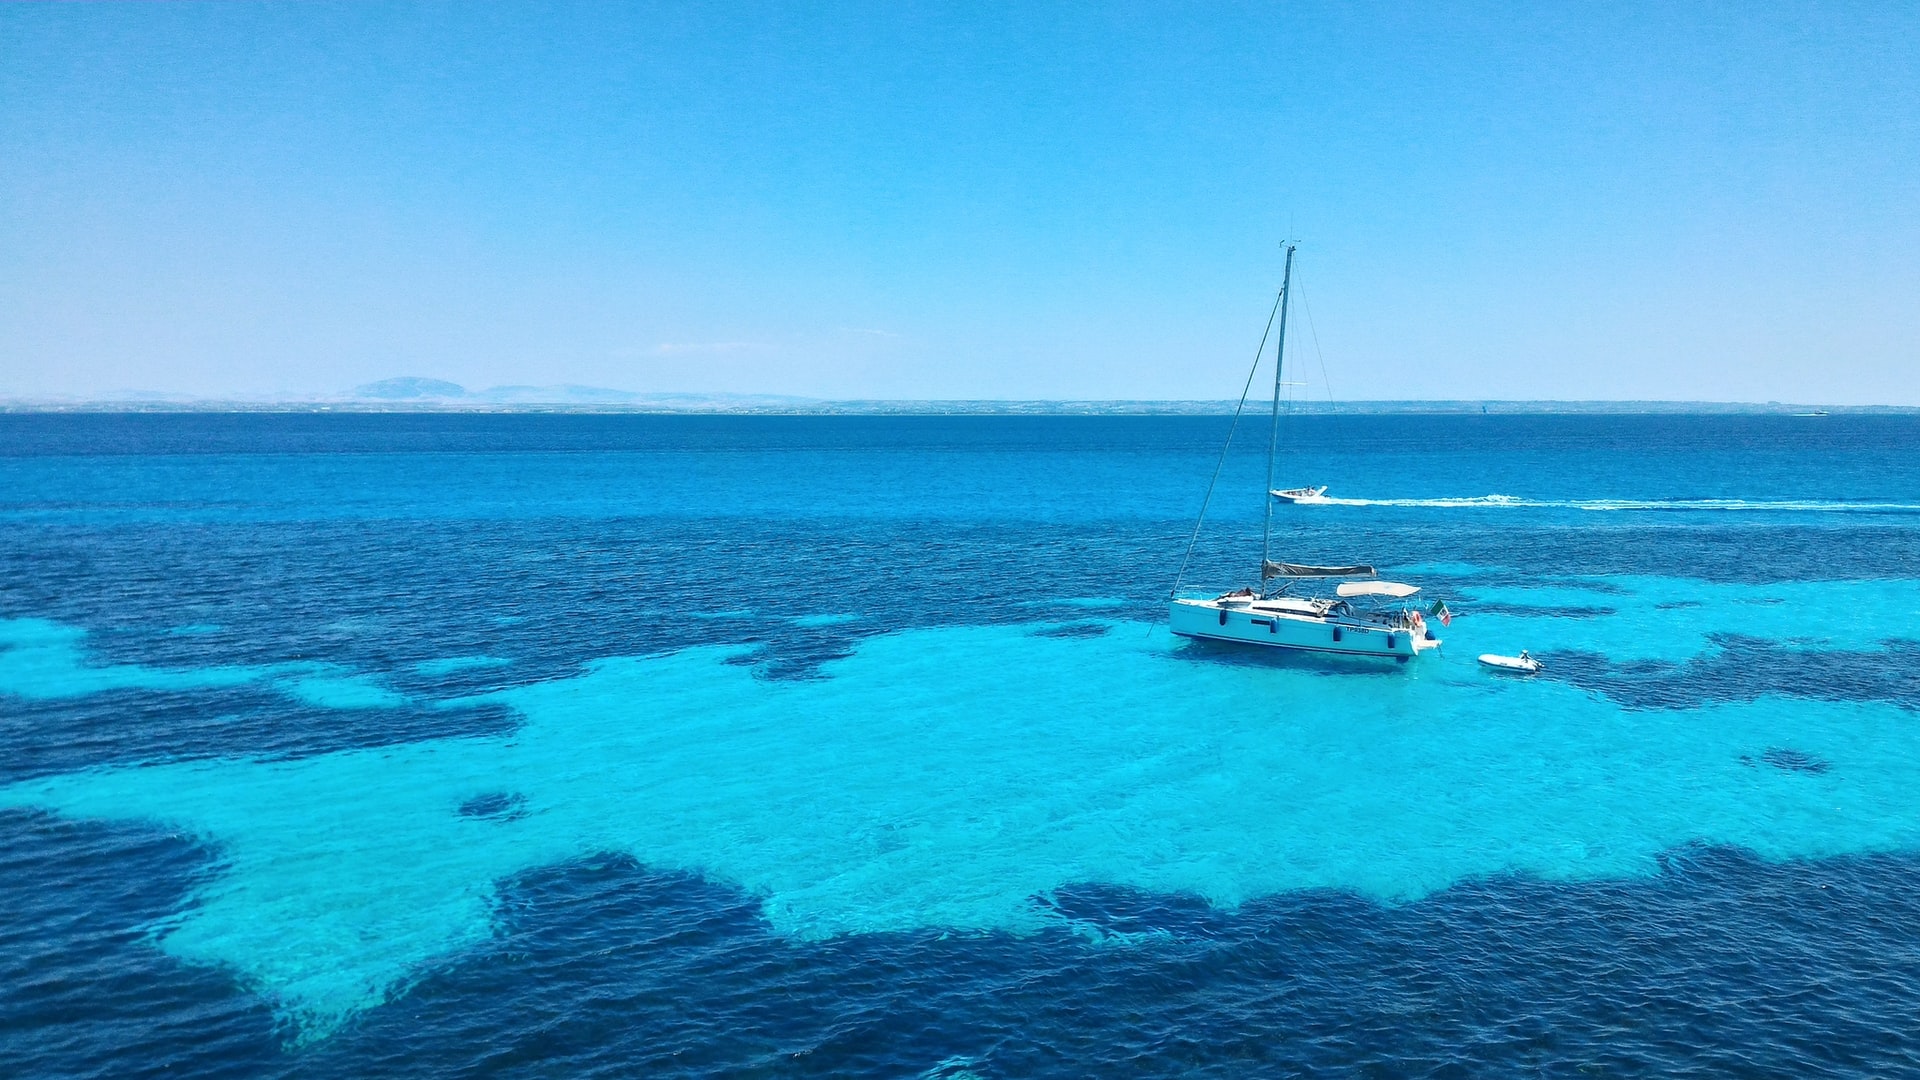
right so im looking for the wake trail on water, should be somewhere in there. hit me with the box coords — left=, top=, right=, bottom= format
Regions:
left=1302, top=494, right=1920, bottom=514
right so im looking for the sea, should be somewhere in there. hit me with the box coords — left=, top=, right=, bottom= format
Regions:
left=3, top=411, right=1919, bottom=1077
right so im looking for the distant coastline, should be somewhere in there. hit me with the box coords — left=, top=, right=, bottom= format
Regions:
left=3, top=399, right=1914, bottom=417
left=3, top=377, right=1913, bottom=416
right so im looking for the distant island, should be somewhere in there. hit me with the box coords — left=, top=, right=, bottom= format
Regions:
left=2, top=377, right=1913, bottom=415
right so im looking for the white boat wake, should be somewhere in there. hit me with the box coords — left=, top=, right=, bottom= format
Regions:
left=1298, top=494, right=1920, bottom=513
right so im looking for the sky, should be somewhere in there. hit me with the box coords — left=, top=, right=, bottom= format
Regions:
left=1, top=2, right=1916, bottom=403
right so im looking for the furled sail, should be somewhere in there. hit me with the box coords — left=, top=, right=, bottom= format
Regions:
left=1262, top=560, right=1377, bottom=579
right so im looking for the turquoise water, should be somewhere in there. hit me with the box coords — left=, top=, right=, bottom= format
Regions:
left=3, top=414, right=1919, bottom=1074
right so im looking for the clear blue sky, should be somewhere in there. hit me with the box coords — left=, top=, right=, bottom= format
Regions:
left=3, top=2, right=1916, bottom=402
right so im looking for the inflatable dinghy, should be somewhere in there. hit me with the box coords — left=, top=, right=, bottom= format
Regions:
left=1478, top=651, right=1542, bottom=674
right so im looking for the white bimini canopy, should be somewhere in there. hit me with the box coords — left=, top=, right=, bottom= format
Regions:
left=1335, top=581, right=1421, bottom=599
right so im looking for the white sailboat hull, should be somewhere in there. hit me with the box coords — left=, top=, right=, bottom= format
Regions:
left=1168, top=598, right=1439, bottom=661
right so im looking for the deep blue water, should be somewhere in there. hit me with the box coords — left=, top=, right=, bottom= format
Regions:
left=3, top=413, right=1919, bottom=1077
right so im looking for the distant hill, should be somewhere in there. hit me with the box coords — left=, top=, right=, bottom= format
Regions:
left=346, top=378, right=816, bottom=409
left=352, top=377, right=470, bottom=400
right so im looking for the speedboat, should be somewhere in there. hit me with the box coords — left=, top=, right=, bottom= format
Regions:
left=1270, top=486, right=1329, bottom=503
left=1478, top=651, right=1542, bottom=674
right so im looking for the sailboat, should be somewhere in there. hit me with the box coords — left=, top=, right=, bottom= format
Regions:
left=1168, top=244, right=1441, bottom=662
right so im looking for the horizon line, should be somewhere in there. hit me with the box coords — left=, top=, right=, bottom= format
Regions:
left=2, top=398, right=1914, bottom=416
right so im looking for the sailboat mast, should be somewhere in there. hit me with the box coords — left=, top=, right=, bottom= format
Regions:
left=1260, top=243, right=1297, bottom=582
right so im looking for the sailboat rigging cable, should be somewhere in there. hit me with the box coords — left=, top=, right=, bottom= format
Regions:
left=1296, top=281, right=1336, bottom=405
left=1167, top=287, right=1286, bottom=602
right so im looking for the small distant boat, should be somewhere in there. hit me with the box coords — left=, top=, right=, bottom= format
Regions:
left=1270, top=486, right=1328, bottom=503
left=1478, top=651, right=1542, bottom=674
left=1793, top=411, right=1829, bottom=417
